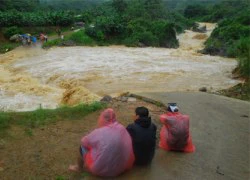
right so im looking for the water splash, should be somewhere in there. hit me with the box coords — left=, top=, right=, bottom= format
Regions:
left=0, top=23, right=241, bottom=111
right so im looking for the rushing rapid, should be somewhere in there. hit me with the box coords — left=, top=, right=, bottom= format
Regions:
left=0, top=23, right=240, bottom=111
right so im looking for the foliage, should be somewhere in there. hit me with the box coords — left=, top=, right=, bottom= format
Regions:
left=184, top=5, right=209, bottom=19
left=112, top=0, right=127, bottom=13
left=194, top=0, right=249, bottom=22
left=55, top=175, right=67, bottom=180
left=235, top=37, right=250, bottom=77
left=0, top=102, right=105, bottom=136
left=204, top=21, right=250, bottom=57
left=3, top=26, right=23, bottom=38
left=0, top=0, right=40, bottom=12
left=0, top=0, right=194, bottom=48
left=195, top=0, right=250, bottom=79
left=42, top=38, right=63, bottom=48
left=166, top=12, right=194, bottom=33
left=39, top=0, right=103, bottom=11
left=151, top=21, right=179, bottom=48
left=0, top=11, right=74, bottom=27
left=83, top=0, right=189, bottom=48
left=67, top=30, right=95, bottom=45
left=43, top=30, right=95, bottom=48
left=0, top=42, right=19, bottom=53
left=218, top=81, right=250, bottom=101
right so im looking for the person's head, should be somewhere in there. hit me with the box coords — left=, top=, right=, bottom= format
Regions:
left=98, top=108, right=117, bottom=127
left=134, top=106, right=149, bottom=120
left=167, top=103, right=179, bottom=113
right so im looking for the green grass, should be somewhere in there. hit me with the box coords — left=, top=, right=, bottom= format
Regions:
left=67, top=30, right=95, bottom=45
left=0, top=102, right=105, bottom=136
left=42, top=38, right=63, bottom=48
left=42, top=30, right=96, bottom=48
left=55, top=176, right=67, bottom=180
left=24, top=128, right=33, bottom=136
left=0, top=42, right=19, bottom=54
left=218, top=80, right=250, bottom=101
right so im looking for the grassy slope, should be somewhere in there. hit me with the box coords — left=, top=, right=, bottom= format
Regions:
left=0, top=102, right=105, bottom=137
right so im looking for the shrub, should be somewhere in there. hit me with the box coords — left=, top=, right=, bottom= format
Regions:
left=68, top=30, right=95, bottom=45
left=0, top=42, right=19, bottom=53
left=3, top=26, right=23, bottom=38
left=42, top=39, right=63, bottom=48
left=151, top=21, right=178, bottom=48
left=236, top=37, right=250, bottom=77
left=0, top=11, right=74, bottom=27
left=184, top=5, right=209, bottom=19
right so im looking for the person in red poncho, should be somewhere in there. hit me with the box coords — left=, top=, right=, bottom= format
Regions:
left=69, top=108, right=134, bottom=177
left=159, top=103, right=195, bottom=153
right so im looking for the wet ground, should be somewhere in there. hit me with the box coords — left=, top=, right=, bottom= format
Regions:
left=0, top=93, right=249, bottom=180
left=0, top=23, right=241, bottom=111
left=0, top=99, right=164, bottom=180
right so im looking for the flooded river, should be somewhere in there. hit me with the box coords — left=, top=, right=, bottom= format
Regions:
left=0, top=23, right=240, bottom=111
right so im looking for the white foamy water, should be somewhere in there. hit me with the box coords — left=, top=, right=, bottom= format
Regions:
left=0, top=23, right=241, bottom=111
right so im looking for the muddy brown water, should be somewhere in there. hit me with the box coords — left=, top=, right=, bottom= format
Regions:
left=0, top=23, right=241, bottom=112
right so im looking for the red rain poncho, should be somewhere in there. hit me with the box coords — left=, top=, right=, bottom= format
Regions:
left=81, top=108, right=134, bottom=177
left=159, top=112, right=195, bottom=152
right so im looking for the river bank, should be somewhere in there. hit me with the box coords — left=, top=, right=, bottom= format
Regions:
left=0, top=23, right=243, bottom=111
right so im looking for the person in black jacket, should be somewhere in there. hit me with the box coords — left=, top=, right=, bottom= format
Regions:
left=126, top=107, right=157, bottom=165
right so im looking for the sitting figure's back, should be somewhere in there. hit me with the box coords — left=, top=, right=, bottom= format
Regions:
left=127, top=107, right=157, bottom=165
left=159, top=103, right=195, bottom=152
left=80, top=108, right=134, bottom=177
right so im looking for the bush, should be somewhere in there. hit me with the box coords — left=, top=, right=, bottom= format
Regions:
left=203, top=9, right=250, bottom=57
left=0, top=11, right=74, bottom=27
left=236, top=37, right=250, bottom=77
left=68, top=30, right=95, bottom=45
left=184, top=5, right=209, bottom=19
left=125, top=19, right=179, bottom=48
left=124, top=31, right=158, bottom=47
left=0, top=42, right=19, bottom=53
left=137, top=31, right=159, bottom=46
left=42, top=39, right=63, bottom=48
left=151, top=21, right=178, bottom=48
left=3, top=26, right=23, bottom=38
left=0, top=102, right=105, bottom=134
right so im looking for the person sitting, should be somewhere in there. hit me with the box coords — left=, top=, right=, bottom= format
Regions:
left=159, top=103, right=195, bottom=152
left=69, top=108, right=134, bottom=177
left=126, top=107, right=157, bottom=166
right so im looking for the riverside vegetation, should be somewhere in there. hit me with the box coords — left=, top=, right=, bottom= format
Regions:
left=0, top=102, right=105, bottom=137
left=0, top=0, right=249, bottom=99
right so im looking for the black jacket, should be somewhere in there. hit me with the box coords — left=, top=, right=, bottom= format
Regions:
left=126, top=117, right=157, bottom=165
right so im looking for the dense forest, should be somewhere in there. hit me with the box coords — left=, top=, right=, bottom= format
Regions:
left=0, top=0, right=249, bottom=77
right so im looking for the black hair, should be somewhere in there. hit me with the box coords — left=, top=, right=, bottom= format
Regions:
left=167, top=106, right=179, bottom=112
left=135, top=106, right=149, bottom=117
left=167, top=103, right=179, bottom=112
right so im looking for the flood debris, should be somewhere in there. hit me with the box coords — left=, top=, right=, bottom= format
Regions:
left=100, top=95, right=113, bottom=103
left=199, top=87, right=207, bottom=92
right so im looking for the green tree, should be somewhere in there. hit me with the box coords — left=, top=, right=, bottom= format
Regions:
left=112, top=0, right=127, bottom=13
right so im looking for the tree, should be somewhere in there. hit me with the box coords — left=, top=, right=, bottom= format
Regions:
left=144, top=0, right=165, bottom=19
left=112, top=0, right=127, bottom=13
left=184, top=5, right=208, bottom=19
